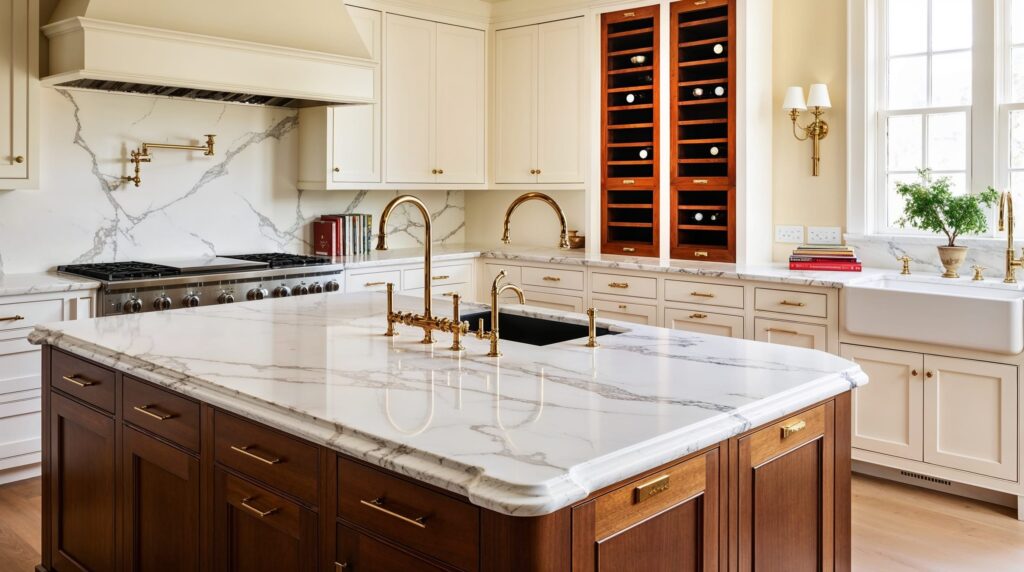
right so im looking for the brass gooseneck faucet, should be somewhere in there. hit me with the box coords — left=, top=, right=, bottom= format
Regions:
left=501, top=192, right=571, bottom=249
left=998, top=192, right=1024, bottom=283
left=483, top=270, right=525, bottom=358
left=377, top=195, right=467, bottom=345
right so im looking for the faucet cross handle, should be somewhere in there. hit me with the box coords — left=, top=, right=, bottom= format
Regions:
left=972, top=265, right=986, bottom=281
left=898, top=256, right=911, bottom=276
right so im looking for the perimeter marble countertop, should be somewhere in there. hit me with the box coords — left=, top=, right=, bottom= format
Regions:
left=30, top=291, right=867, bottom=516
left=0, top=272, right=101, bottom=297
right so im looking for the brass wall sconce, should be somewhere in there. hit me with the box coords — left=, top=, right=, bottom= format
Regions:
left=783, top=84, right=831, bottom=176
left=123, top=134, right=216, bottom=187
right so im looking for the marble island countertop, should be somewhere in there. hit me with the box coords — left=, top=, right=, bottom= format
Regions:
left=30, top=291, right=867, bottom=517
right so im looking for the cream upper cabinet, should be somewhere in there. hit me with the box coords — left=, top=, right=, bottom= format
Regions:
left=385, top=15, right=485, bottom=185
left=923, top=355, right=1018, bottom=481
left=0, top=0, right=37, bottom=189
left=841, top=344, right=924, bottom=461
left=494, top=18, right=584, bottom=185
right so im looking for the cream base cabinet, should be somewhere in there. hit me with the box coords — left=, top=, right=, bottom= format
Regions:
left=754, top=318, right=827, bottom=351
left=665, top=308, right=743, bottom=338
left=841, top=345, right=924, bottom=461
left=494, top=17, right=584, bottom=185
left=924, top=356, right=1018, bottom=481
left=0, top=0, right=37, bottom=189
left=385, top=14, right=484, bottom=185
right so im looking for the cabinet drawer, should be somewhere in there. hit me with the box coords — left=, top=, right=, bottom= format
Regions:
left=754, top=288, right=827, bottom=318
left=51, top=349, right=116, bottom=413
left=123, top=376, right=200, bottom=453
left=592, top=298, right=657, bottom=325
left=521, top=266, right=585, bottom=291
left=745, top=404, right=827, bottom=466
left=403, top=263, right=473, bottom=290
left=754, top=318, right=827, bottom=351
left=664, top=279, right=744, bottom=309
left=522, top=289, right=584, bottom=313
left=214, top=411, right=319, bottom=505
left=404, top=283, right=474, bottom=302
left=591, top=272, right=657, bottom=299
left=337, top=523, right=445, bottom=571
left=0, top=298, right=63, bottom=333
left=337, top=458, right=479, bottom=571
left=665, top=308, right=744, bottom=339
left=594, top=452, right=710, bottom=538
left=346, top=269, right=402, bottom=293
left=220, top=469, right=307, bottom=540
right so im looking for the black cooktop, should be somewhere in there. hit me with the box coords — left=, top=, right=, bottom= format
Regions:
left=225, top=253, right=332, bottom=269
left=57, top=262, right=182, bottom=281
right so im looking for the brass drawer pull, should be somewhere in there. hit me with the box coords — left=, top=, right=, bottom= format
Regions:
left=622, top=247, right=636, bottom=253
left=689, top=313, right=708, bottom=319
left=622, top=179, right=636, bottom=185
left=431, top=275, right=450, bottom=281
left=765, top=327, right=799, bottom=336
left=618, top=304, right=628, bottom=309
left=608, top=282, right=630, bottom=289
left=543, top=276, right=562, bottom=282
left=694, top=251, right=709, bottom=258
left=623, top=11, right=636, bottom=17
left=0, top=314, right=25, bottom=322
left=779, top=300, right=806, bottom=307
left=694, top=0, right=708, bottom=5
left=240, top=497, right=278, bottom=518
left=335, top=563, right=349, bottom=571
left=442, top=291, right=457, bottom=297
left=364, top=281, right=386, bottom=287
left=781, top=419, right=807, bottom=439
left=230, top=445, right=281, bottom=465
left=132, top=405, right=173, bottom=421
left=61, top=375, right=95, bottom=388
left=690, top=291, right=715, bottom=298
left=634, top=475, right=670, bottom=504
left=692, top=178, right=709, bottom=184
left=360, top=497, right=428, bottom=529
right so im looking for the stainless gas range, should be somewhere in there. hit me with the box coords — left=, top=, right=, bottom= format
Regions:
left=58, top=253, right=344, bottom=317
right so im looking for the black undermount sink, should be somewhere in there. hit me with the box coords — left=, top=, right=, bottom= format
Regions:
left=461, top=311, right=620, bottom=346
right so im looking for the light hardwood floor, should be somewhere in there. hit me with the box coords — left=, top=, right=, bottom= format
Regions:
left=0, top=474, right=1021, bottom=570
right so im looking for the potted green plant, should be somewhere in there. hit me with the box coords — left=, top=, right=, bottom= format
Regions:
left=895, top=169, right=999, bottom=278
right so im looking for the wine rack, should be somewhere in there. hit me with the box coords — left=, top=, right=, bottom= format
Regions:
left=601, top=6, right=660, bottom=257
left=670, top=0, right=736, bottom=262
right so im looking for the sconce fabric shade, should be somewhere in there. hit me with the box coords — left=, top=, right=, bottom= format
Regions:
left=807, top=83, right=832, bottom=109
left=783, top=86, right=807, bottom=111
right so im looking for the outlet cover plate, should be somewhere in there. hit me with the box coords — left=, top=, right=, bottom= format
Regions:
left=807, top=226, right=842, bottom=245
left=775, top=225, right=804, bottom=244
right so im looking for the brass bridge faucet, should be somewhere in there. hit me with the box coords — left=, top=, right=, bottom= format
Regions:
left=998, top=192, right=1024, bottom=283
left=481, top=270, right=525, bottom=358
left=501, top=192, right=571, bottom=249
left=378, top=195, right=467, bottom=346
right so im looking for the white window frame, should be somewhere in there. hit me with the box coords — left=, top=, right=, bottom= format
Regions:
left=849, top=0, right=999, bottom=238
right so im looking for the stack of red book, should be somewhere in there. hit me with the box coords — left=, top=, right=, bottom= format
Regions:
left=788, top=244, right=861, bottom=271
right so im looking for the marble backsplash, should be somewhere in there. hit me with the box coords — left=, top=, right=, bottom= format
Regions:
left=0, top=89, right=465, bottom=275
left=846, top=234, right=1023, bottom=278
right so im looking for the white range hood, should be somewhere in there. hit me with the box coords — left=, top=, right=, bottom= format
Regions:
left=41, top=0, right=377, bottom=107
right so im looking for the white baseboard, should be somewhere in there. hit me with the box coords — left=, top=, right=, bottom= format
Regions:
left=0, top=462, right=40, bottom=486
left=853, top=460, right=1017, bottom=509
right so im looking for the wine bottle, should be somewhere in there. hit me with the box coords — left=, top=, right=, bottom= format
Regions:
left=712, top=43, right=725, bottom=56
left=638, top=147, right=653, bottom=160
left=624, top=92, right=646, bottom=104
left=709, top=146, right=720, bottom=157
left=714, top=85, right=725, bottom=97
left=692, top=87, right=704, bottom=98
left=693, top=212, right=704, bottom=223
left=709, top=212, right=720, bottom=223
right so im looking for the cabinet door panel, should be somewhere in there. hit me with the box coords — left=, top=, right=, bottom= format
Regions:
left=597, top=501, right=701, bottom=570
left=924, top=356, right=1018, bottom=480
left=123, top=427, right=200, bottom=572
left=537, top=17, right=585, bottom=183
left=0, top=0, right=30, bottom=181
left=50, top=392, right=116, bottom=572
left=337, top=523, right=445, bottom=571
left=494, top=25, right=538, bottom=184
left=435, top=23, right=485, bottom=184
left=385, top=15, right=435, bottom=183
left=332, top=104, right=380, bottom=183
left=754, top=318, right=826, bottom=351
left=841, top=344, right=924, bottom=461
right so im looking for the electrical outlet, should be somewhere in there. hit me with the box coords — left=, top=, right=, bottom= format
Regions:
left=807, top=226, right=842, bottom=245
left=775, top=225, right=804, bottom=244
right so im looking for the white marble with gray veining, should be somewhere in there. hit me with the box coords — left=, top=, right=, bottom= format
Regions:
left=0, top=272, right=100, bottom=297
left=30, top=292, right=866, bottom=516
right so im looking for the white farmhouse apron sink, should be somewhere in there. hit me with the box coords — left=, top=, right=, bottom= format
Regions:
left=844, top=276, right=1024, bottom=354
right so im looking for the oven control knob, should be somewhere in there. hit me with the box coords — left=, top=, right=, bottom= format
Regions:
left=153, top=296, right=172, bottom=311
left=218, top=292, right=235, bottom=304
left=246, top=288, right=267, bottom=301
left=182, top=294, right=201, bottom=308
left=309, top=282, right=324, bottom=294
left=293, top=283, right=310, bottom=296
left=273, top=285, right=292, bottom=298
left=325, top=280, right=341, bottom=293
left=123, top=298, right=143, bottom=314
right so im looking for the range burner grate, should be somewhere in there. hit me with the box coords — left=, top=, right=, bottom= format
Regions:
left=58, top=262, right=182, bottom=281
left=226, top=253, right=332, bottom=269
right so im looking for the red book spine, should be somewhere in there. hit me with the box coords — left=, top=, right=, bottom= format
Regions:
left=789, top=261, right=862, bottom=272
left=312, top=221, right=337, bottom=256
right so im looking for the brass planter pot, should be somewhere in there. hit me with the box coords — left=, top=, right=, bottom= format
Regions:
left=937, top=245, right=968, bottom=278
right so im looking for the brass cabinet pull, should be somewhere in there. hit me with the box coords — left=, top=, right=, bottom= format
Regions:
left=441, top=291, right=457, bottom=297
left=0, top=314, right=24, bottom=322
left=911, top=369, right=919, bottom=377
left=690, top=291, right=715, bottom=298
left=431, top=275, right=450, bottom=281
left=364, top=281, right=386, bottom=287
left=230, top=445, right=281, bottom=465
left=694, top=251, right=709, bottom=258
left=543, top=276, right=562, bottom=282
left=61, top=375, right=95, bottom=388
left=694, top=0, right=708, bottom=5
left=926, top=371, right=934, bottom=379
left=765, top=327, right=799, bottom=336
left=622, top=179, right=636, bottom=185
left=618, top=304, right=628, bottom=310
left=335, top=563, right=349, bottom=571
left=779, top=300, right=806, bottom=307
left=781, top=419, right=807, bottom=439
left=692, top=179, right=709, bottom=184
left=359, top=497, right=427, bottom=529
left=622, top=247, right=636, bottom=253
left=14, top=155, right=24, bottom=164
left=689, top=313, right=708, bottom=319
left=623, top=11, right=636, bottom=17
left=132, top=405, right=173, bottom=421
left=608, top=282, right=630, bottom=289
left=240, top=497, right=278, bottom=518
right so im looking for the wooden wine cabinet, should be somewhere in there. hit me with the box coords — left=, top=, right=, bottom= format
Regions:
left=670, top=0, right=736, bottom=262
left=600, top=6, right=661, bottom=258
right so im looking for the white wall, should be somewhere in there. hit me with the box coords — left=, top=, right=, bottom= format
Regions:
left=0, top=89, right=464, bottom=275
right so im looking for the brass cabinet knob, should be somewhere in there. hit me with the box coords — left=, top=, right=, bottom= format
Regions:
left=536, top=169, right=541, bottom=174
left=911, top=369, right=919, bottom=377
left=926, top=371, right=934, bottom=379
left=530, top=169, right=537, bottom=174
left=438, top=169, right=444, bottom=175
left=333, top=166, right=341, bottom=172
left=14, top=155, right=24, bottom=164
left=431, top=169, right=438, bottom=174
